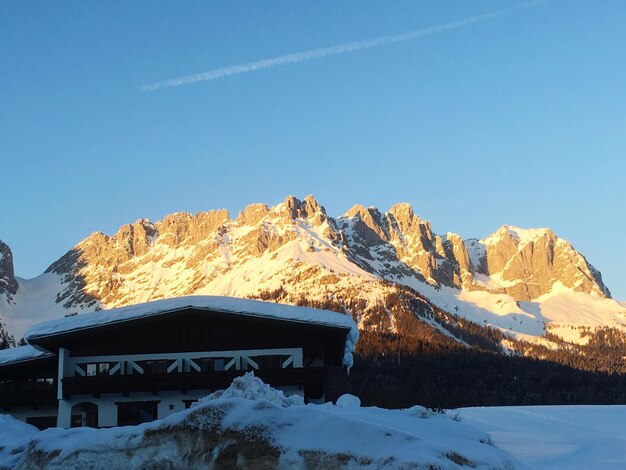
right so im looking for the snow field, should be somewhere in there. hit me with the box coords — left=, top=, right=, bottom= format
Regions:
left=459, top=405, right=626, bottom=469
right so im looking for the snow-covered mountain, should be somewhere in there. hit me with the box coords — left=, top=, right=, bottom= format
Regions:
left=1, top=195, right=624, bottom=345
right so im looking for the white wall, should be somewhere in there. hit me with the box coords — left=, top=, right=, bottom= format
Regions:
left=62, top=390, right=214, bottom=427
left=9, top=383, right=305, bottom=428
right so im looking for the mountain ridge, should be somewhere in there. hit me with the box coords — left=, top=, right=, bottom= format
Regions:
left=0, top=195, right=622, bottom=345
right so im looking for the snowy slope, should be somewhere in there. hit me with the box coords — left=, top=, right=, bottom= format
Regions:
left=459, top=405, right=626, bottom=469
left=403, top=280, right=626, bottom=344
left=1, top=273, right=77, bottom=341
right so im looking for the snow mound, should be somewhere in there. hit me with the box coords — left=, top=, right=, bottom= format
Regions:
left=0, top=415, right=38, bottom=469
left=0, top=414, right=38, bottom=438
left=195, top=371, right=304, bottom=407
left=336, top=393, right=361, bottom=408
left=0, top=376, right=516, bottom=469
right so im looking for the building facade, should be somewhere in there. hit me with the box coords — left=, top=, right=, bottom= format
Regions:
left=0, top=296, right=357, bottom=429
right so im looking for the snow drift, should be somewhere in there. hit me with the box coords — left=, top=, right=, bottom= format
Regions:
left=0, top=373, right=515, bottom=469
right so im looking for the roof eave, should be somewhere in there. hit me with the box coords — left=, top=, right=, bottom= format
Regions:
left=26, top=305, right=353, bottom=343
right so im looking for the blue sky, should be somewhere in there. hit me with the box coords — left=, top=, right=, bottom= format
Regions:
left=1, top=1, right=625, bottom=298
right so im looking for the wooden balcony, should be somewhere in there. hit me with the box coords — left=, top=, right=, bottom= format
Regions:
left=0, top=380, right=58, bottom=409
left=61, top=367, right=326, bottom=399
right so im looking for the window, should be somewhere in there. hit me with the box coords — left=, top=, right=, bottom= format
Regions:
left=35, top=378, right=55, bottom=387
left=84, top=362, right=110, bottom=376
left=199, top=357, right=226, bottom=372
left=26, top=416, right=57, bottom=430
left=150, top=360, right=169, bottom=374
left=116, top=401, right=159, bottom=426
left=304, top=383, right=324, bottom=401
left=256, top=355, right=283, bottom=370
left=139, top=360, right=170, bottom=374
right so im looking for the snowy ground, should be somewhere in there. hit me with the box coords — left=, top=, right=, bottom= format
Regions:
left=0, top=374, right=514, bottom=469
left=459, top=405, right=626, bottom=469
left=2, top=375, right=624, bottom=469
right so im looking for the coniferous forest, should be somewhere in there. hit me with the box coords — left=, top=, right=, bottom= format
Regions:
left=256, top=284, right=626, bottom=409
left=349, top=330, right=626, bottom=409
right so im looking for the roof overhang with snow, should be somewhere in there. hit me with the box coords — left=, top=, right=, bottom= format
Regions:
left=24, top=296, right=359, bottom=367
left=0, top=345, right=55, bottom=372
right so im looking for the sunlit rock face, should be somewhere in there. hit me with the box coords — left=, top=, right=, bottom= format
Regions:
left=477, top=226, right=610, bottom=301
left=0, top=195, right=615, bottom=344
left=31, top=195, right=610, bottom=312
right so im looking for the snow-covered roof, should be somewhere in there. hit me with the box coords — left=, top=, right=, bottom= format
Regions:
left=0, top=345, right=53, bottom=367
left=25, top=296, right=359, bottom=367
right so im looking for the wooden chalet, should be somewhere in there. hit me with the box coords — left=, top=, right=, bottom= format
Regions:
left=0, top=296, right=357, bottom=429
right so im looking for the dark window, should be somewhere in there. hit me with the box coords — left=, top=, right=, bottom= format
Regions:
left=26, top=416, right=57, bottom=430
left=36, top=378, right=55, bottom=385
left=255, top=355, right=283, bottom=370
left=84, top=363, right=111, bottom=376
left=140, top=360, right=169, bottom=374
left=199, top=358, right=224, bottom=372
left=304, top=383, right=324, bottom=401
left=183, top=399, right=198, bottom=409
left=116, top=401, right=159, bottom=426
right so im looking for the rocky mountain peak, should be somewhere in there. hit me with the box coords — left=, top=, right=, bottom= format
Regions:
left=4, top=196, right=615, bottom=344
left=388, top=203, right=417, bottom=225
left=342, top=204, right=389, bottom=246
left=479, top=225, right=610, bottom=300
left=387, top=203, right=427, bottom=238
left=344, top=204, right=377, bottom=220
left=490, top=226, right=554, bottom=245
left=1, top=193, right=622, bottom=349
left=273, top=195, right=328, bottom=225
left=114, top=219, right=157, bottom=258
left=156, top=210, right=229, bottom=247
left=237, top=203, right=270, bottom=225
left=302, top=194, right=328, bottom=225
left=386, top=204, right=434, bottom=250
left=0, top=240, right=18, bottom=301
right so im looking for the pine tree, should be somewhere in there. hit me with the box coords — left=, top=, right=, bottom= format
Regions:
left=0, top=319, right=15, bottom=349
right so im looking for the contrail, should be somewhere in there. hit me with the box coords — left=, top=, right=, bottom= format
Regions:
left=142, top=1, right=545, bottom=91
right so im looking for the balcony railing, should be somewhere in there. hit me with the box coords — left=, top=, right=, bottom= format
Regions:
left=69, top=348, right=304, bottom=378
left=0, top=379, right=57, bottom=409
left=61, top=367, right=326, bottom=398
